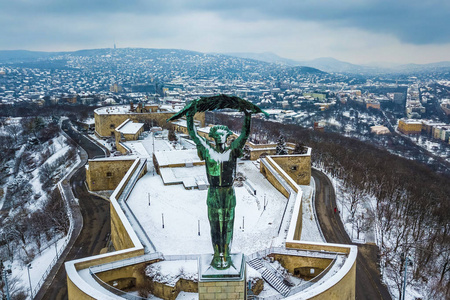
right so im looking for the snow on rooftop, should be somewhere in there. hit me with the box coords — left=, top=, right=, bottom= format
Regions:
left=117, top=121, right=144, bottom=135
left=95, top=105, right=132, bottom=115
left=127, top=160, right=288, bottom=256
left=159, top=165, right=207, bottom=186
left=154, top=149, right=203, bottom=167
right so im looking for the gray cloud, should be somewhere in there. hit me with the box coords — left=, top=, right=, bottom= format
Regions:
left=1, top=1, right=449, bottom=44
left=0, top=0, right=449, bottom=63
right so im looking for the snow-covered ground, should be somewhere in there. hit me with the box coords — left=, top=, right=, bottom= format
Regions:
left=127, top=160, right=289, bottom=256
left=87, top=129, right=325, bottom=299
left=1, top=130, right=80, bottom=299
left=8, top=234, right=69, bottom=298
left=299, top=181, right=324, bottom=243
left=321, top=168, right=423, bottom=300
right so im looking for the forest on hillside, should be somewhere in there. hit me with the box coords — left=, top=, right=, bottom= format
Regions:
left=214, top=112, right=450, bottom=299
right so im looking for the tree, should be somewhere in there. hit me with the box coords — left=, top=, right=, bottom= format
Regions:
left=293, top=142, right=307, bottom=154
left=276, top=135, right=288, bottom=155
left=5, top=124, right=21, bottom=144
left=168, top=128, right=177, bottom=142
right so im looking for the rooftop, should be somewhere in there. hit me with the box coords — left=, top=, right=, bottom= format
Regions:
left=116, top=119, right=144, bottom=135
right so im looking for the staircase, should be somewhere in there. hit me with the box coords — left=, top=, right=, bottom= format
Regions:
left=247, top=258, right=291, bottom=297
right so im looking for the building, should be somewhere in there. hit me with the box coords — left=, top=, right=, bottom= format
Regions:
left=370, top=125, right=390, bottom=135
left=366, top=100, right=380, bottom=110
left=393, top=92, right=405, bottom=105
left=398, top=119, right=422, bottom=135
left=110, top=83, right=122, bottom=93
left=94, top=103, right=205, bottom=137
left=66, top=110, right=357, bottom=299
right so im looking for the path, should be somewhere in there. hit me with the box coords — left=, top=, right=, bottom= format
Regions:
left=34, top=120, right=110, bottom=300
left=312, top=168, right=391, bottom=300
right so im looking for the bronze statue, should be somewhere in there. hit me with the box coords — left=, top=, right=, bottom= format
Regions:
left=168, top=94, right=267, bottom=269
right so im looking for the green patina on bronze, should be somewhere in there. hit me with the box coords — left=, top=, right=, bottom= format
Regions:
left=168, top=94, right=267, bottom=269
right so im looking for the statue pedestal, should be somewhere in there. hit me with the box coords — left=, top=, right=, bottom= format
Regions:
left=198, top=253, right=246, bottom=300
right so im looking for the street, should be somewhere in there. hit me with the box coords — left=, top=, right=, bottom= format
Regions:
left=312, top=168, right=391, bottom=300
left=36, top=121, right=111, bottom=300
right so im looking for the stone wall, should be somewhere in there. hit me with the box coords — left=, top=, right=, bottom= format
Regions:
left=95, top=110, right=205, bottom=137
left=110, top=200, right=136, bottom=251
left=268, top=254, right=332, bottom=278
left=308, top=262, right=356, bottom=300
left=271, top=154, right=311, bottom=186
left=66, top=276, right=96, bottom=300
left=198, top=279, right=246, bottom=300
left=141, top=277, right=198, bottom=300
left=260, top=162, right=290, bottom=198
left=86, top=158, right=136, bottom=191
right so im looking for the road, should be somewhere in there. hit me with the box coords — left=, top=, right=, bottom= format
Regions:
left=312, top=168, right=391, bottom=300
left=36, top=121, right=111, bottom=300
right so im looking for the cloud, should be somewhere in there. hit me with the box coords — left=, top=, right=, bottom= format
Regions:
left=2, top=1, right=449, bottom=45
left=0, top=0, right=449, bottom=63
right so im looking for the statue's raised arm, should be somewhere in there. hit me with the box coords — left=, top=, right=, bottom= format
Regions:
left=167, top=94, right=268, bottom=123
left=230, top=110, right=251, bottom=154
left=166, top=95, right=267, bottom=270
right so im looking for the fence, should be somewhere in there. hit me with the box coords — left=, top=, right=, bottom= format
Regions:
left=90, top=271, right=148, bottom=300
left=246, top=247, right=341, bottom=299
left=260, top=158, right=296, bottom=236
left=88, top=253, right=201, bottom=300
left=31, top=182, right=75, bottom=297
left=116, top=158, right=157, bottom=253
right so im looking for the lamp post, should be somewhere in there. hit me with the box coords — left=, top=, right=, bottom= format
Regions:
left=27, top=263, right=33, bottom=299
left=54, top=239, right=58, bottom=259
left=2, top=270, right=11, bottom=300
left=1, top=262, right=11, bottom=300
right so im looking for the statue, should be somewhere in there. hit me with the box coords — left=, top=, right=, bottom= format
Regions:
left=168, top=95, right=267, bottom=269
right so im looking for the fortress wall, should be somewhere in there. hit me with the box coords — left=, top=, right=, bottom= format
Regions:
left=66, top=159, right=146, bottom=300
left=271, top=154, right=311, bottom=186
left=269, top=253, right=332, bottom=275
left=95, top=110, right=205, bottom=137
left=66, top=276, right=97, bottom=300
left=86, top=158, right=136, bottom=191
left=264, top=156, right=300, bottom=193
left=110, top=200, right=136, bottom=251
left=260, top=162, right=290, bottom=198
left=307, top=261, right=356, bottom=300
left=116, top=141, right=130, bottom=155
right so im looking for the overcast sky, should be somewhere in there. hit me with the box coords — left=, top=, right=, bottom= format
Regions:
left=1, top=0, right=449, bottom=64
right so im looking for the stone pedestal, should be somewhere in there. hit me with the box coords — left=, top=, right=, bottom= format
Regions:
left=198, top=253, right=246, bottom=300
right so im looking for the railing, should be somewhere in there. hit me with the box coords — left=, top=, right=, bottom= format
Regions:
left=90, top=270, right=148, bottom=300
left=260, top=158, right=298, bottom=236
left=31, top=181, right=76, bottom=296
left=286, top=254, right=338, bottom=296
left=246, top=247, right=339, bottom=262
left=116, top=158, right=157, bottom=253
left=246, top=248, right=340, bottom=299
left=88, top=253, right=201, bottom=300
left=164, top=254, right=201, bottom=261
left=90, top=252, right=164, bottom=274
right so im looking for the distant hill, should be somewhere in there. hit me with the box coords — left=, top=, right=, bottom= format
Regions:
left=223, top=52, right=450, bottom=75
left=224, top=52, right=299, bottom=66
left=0, top=50, right=58, bottom=62
left=0, top=48, right=327, bottom=80
left=223, top=52, right=373, bottom=73
left=297, top=57, right=374, bottom=73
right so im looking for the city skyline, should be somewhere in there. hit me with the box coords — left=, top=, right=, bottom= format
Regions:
left=1, top=0, right=449, bottom=65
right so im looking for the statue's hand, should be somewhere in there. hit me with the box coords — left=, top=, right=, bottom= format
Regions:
left=187, top=101, right=198, bottom=118
left=243, top=109, right=251, bottom=116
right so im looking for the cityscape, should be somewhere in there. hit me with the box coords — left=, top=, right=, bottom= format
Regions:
left=0, top=1, right=450, bottom=300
